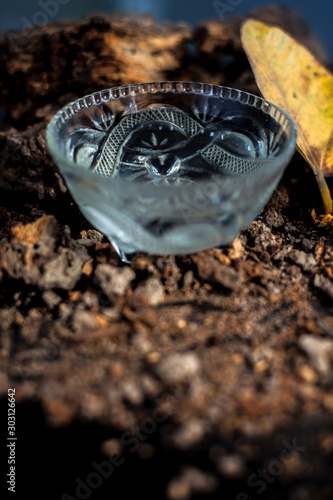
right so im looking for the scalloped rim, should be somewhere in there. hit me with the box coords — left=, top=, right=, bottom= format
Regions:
left=46, top=81, right=297, bottom=172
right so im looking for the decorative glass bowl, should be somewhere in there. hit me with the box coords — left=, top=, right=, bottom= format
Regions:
left=46, top=82, right=296, bottom=262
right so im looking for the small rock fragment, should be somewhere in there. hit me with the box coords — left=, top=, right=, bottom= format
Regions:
left=255, top=226, right=278, bottom=251
left=290, top=250, right=317, bottom=271
left=42, top=247, right=88, bottom=289
left=273, top=244, right=293, bottom=261
left=183, top=270, right=194, bottom=288
left=131, top=277, right=165, bottom=306
left=193, top=255, right=240, bottom=291
left=248, top=220, right=279, bottom=251
left=81, top=291, right=99, bottom=308
left=156, top=255, right=182, bottom=292
left=299, top=334, right=333, bottom=375
left=216, top=453, right=246, bottom=478
left=302, top=238, right=314, bottom=252
left=120, top=379, right=144, bottom=405
left=42, top=290, right=62, bottom=308
left=78, top=229, right=104, bottom=247
left=72, top=309, right=101, bottom=332
left=264, top=210, right=284, bottom=228
left=170, top=419, right=206, bottom=449
left=100, top=438, right=123, bottom=457
left=266, top=282, right=281, bottom=296
left=0, top=215, right=89, bottom=290
left=156, top=352, right=200, bottom=384
left=313, top=274, right=333, bottom=301
left=95, top=264, right=135, bottom=298
left=166, top=466, right=218, bottom=500
left=228, top=238, right=245, bottom=260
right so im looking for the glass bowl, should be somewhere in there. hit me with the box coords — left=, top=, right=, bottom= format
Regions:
left=46, top=82, right=296, bottom=262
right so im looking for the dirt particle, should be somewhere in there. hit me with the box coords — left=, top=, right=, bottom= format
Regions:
left=228, top=237, right=245, bottom=260
left=100, top=438, right=123, bottom=456
left=131, top=277, right=165, bottom=306
left=166, top=466, right=218, bottom=500
left=42, top=290, right=62, bottom=308
left=177, top=319, right=187, bottom=329
left=216, top=453, right=246, bottom=479
left=170, top=418, right=206, bottom=449
left=299, top=334, right=333, bottom=375
left=290, top=250, right=317, bottom=271
left=313, top=273, right=333, bottom=300
left=95, top=264, right=135, bottom=298
left=156, top=352, right=200, bottom=384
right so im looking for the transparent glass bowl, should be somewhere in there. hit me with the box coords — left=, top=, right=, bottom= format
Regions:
left=46, top=82, right=296, bottom=262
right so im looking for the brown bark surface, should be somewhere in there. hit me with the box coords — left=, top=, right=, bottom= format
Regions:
left=0, top=6, right=333, bottom=500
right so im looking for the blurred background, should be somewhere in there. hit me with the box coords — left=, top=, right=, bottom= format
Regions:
left=1, top=0, right=333, bottom=59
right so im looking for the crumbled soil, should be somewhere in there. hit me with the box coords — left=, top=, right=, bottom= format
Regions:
left=0, top=6, right=333, bottom=500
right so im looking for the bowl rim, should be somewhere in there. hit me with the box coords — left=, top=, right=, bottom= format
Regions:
left=46, top=81, right=297, bottom=179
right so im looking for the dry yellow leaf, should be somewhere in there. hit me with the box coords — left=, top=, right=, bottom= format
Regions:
left=311, top=208, right=333, bottom=229
left=241, top=19, right=333, bottom=213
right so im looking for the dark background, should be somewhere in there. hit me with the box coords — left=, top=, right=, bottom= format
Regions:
left=1, top=0, right=333, bottom=60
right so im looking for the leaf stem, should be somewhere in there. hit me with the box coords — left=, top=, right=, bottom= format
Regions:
left=315, top=170, right=332, bottom=214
